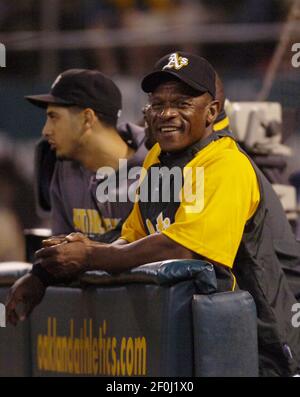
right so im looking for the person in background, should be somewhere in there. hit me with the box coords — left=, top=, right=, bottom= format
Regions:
left=5, top=68, right=147, bottom=318
left=30, top=68, right=147, bottom=242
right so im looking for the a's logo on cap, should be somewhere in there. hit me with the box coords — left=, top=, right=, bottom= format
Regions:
left=162, top=53, right=189, bottom=71
left=51, top=74, right=62, bottom=89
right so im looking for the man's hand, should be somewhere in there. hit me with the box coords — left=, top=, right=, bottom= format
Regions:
left=35, top=234, right=93, bottom=278
left=64, top=232, right=92, bottom=244
left=43, top=232, right=95, bottom=247
left=42, top=234, right=67, bottom=247
left=6, top=273, right=46, bottom=326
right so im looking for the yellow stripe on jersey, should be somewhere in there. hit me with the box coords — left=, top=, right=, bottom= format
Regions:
left=231, top=270, right=237, bottom=291
left=213, top=116, right=230, bottom=131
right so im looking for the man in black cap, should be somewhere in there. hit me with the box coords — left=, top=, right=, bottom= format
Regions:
left=27, top=69, right=124, bottom=160
left=29, top=69, right=147, bottom=240
left=8, top=53, right=300, bottom=376
left=6, top=68, right=147, bottom=319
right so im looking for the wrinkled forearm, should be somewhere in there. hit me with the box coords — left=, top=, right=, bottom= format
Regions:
left=87, top=233, right=197, bottom=274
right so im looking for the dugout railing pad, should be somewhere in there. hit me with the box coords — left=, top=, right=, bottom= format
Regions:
left=0, top=260, right=258, bottom=377
left=0, top=262, right=32, bottom=377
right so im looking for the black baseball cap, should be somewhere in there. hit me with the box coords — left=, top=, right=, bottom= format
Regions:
left=25, top=69, right=122, bottom=123
left=141, top=52, right=216, bottom=98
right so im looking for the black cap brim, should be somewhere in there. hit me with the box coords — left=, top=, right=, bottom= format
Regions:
left=25, top=94, right=74, bottom=108
left=141, top=70, right=208, bottom=94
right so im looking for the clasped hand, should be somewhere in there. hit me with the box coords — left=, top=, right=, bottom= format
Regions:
left=35, top=232, right=92, bottom=278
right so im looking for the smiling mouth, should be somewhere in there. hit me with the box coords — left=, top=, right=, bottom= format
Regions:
left=159, top=126, right=182, bottom=134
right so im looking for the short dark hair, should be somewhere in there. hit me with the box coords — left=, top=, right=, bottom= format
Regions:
left=69, top=106, right=117, bottom=128
left=94, top=111, right=118, bottom=128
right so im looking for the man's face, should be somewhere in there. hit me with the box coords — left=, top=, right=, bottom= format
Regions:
left=42, top=105, right=83, bottom=159
left=148, top=80, right=213, bottom=153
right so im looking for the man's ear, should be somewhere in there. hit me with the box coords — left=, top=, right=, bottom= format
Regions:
left=206, top=100, right=220, bottom=127
left=83, top=108, right=96, bottom=130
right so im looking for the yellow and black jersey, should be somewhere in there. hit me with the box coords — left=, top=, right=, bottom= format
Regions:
left=122, top=114, right=300, bottom=376
left=121, top=132, right=260, bottom=268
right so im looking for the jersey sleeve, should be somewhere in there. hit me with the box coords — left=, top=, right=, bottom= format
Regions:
left=162, top=151, right=260, bottom=267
